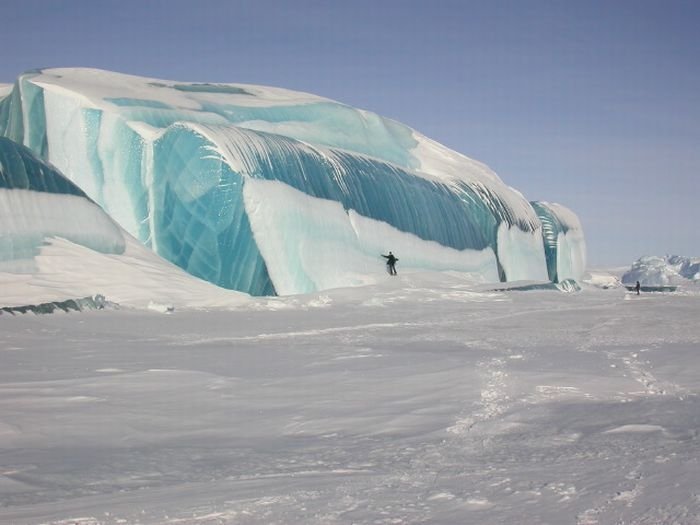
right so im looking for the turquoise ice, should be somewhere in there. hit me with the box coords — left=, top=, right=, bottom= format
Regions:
left=0, top=68, right=586, bottom=295
left=0, top=137, right=125, bottom=265
left=531, top=201, right=586, bottom=283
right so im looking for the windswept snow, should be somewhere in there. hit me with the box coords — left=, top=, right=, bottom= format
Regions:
left=1, top=275, right=699, bottom=524
left=0, top=235, right=248, bottom=310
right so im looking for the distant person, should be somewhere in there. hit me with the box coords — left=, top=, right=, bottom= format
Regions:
left=635, top=281, right=641, bottom=295
left=382, top=251, right=399, bottom=275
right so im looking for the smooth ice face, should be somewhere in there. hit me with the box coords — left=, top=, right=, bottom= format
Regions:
left=496, top=222, right=548, bottom=282
left=0, top=68, right=587, bottom=295
left=531, top=201, right=586, bottom=282
left=153, top=123, right=528, bottom=294
left=243, top=179, right=500, bottom=294
left=0, top=137, right=125, bottom=270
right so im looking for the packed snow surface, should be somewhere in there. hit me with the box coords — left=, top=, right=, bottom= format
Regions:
left=0, top=68, right=586, bottom=294
left=1, top=273, right=699, bottom=524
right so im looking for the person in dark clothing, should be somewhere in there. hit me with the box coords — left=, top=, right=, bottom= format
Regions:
left=382, top=251, right=399, bottom=275
left=635, top=281, right=641, bottom=295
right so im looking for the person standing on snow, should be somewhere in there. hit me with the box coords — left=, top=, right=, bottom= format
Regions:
left=382, top=251, right=399, bottom=275
left=635, top=281, right=641, bottom=295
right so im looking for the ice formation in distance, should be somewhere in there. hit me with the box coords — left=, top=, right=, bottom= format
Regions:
left=0, top=68, right=586, bottom=295
left=622, top=255, right=700, bottom=286
left=0, top=136, right=125, bottom=272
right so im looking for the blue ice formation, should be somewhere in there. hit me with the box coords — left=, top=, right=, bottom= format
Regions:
left=531, top=201, right=586, bottom=283
left=0, top=68, right=586, bottom=295
left=0, top=136, right=125, bottom=268
left=492, top=278, right=581, bottom=293
left=0, top=136, right=84, bottom=196
left=1, top=294, right=109, bottom=315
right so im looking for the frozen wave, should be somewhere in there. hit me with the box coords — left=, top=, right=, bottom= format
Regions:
left=531, top=201, right=586, bottom=283
left=1, top=68, right=586, bottom=295
left=0, top=137, right=125, bottom=267
left=0, top=137, right=247, bottom=309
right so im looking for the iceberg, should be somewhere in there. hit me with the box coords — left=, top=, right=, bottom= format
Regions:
left=0, top=68, right=586, bottom=295
left=622, top=255, right=699, bottom=287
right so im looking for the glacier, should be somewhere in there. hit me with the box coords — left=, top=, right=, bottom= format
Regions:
left=0, top=68, right=586, bottom=295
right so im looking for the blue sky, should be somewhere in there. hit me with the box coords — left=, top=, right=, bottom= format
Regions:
left=1, top=0, right=698, bottom=266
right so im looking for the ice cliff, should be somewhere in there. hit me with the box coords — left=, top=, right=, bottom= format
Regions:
left=0, top=68, right=586, bottom=295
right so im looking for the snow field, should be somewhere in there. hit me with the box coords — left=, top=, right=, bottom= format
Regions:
left=0, top=276, right=698, bottom=524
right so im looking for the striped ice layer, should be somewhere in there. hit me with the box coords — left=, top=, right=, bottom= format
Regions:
left=0, top=68, right=585, bottom=295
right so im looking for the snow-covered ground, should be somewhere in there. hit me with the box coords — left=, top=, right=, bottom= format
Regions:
left=1, top=273, right=699, bottom=524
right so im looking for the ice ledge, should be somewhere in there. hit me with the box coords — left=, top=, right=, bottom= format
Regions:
left=0, top=294, right=112, bottom=315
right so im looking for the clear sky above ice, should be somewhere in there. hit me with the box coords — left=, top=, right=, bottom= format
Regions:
left=1, top=0, right=698, bottom=266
